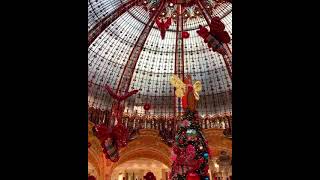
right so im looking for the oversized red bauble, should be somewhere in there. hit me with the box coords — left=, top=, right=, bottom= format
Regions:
left=143, top=103, right=151, bottom=111
left=186, top=172, right=200, bottom=180
left=182, top=31, right=190, bottom=39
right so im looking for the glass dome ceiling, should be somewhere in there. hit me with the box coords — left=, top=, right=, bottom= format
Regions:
left=88, top=0, right=232, bottom=117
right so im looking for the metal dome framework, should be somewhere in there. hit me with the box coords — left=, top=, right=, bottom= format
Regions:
left=88, top=0, right=232, bottom=118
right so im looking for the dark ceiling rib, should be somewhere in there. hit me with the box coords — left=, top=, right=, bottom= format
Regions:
left=116, top=0, right=166, bottom=95
left=196, top=0, right=232, bottom=80
left=88, top=0, right=142, bottom=47
left=174, top=4, right=185, bottom=116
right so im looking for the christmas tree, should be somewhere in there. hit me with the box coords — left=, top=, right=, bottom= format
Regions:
left=170, top=75, right=211, bottom=180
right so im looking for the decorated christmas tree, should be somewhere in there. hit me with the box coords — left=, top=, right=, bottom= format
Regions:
left=170, top=75, right=211, bottom=180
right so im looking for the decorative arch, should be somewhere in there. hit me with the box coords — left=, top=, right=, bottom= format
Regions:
left=111, top=129, right=172, bottom=172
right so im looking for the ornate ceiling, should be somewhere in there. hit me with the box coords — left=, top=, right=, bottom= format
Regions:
left=88, top=0, right=232, bottom=117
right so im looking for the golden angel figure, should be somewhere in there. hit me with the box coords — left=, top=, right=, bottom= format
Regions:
left=170, top=74, right=202, bottom=112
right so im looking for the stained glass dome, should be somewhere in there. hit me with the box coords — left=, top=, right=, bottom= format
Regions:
left=88, top=0, right=232, bottom=118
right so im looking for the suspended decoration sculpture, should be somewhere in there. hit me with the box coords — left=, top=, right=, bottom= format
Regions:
left=91, top=85, right=139, bottom=162
left=105, top=84, right=139, bottom=124
left=155, top=17, right=172, bottom=39
left=196, top=17, right=231, bottom=56
left=169, top=75, right=211, bottom=180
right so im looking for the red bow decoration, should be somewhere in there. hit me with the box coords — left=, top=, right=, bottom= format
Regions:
left=156, top=17, right=172, bottom=39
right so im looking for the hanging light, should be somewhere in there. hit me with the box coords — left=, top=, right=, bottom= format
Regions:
left=169, top=2, right=174, bottom=7
left=143, top=0, right=147, bottom=4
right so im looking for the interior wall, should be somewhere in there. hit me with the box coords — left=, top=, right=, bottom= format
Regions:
left=88, top=122, right=232, bottom=180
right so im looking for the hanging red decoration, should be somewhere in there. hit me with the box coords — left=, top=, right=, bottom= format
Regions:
left=143, top=103, right=151, bottom=111
left=93, top=124, right=127, bottom=162
left=182, top=31, right=190, bottom=39
left=156, top=17, right=172, bottom=39
left=209, top=17, right=225, bottom=33
left=105, top=85, right=139, bottom=102
left=196, top=16, right=231, bottom=55
left=216, top=31, right=231, bottom=43
left=112, top=123, right=129, bottom=148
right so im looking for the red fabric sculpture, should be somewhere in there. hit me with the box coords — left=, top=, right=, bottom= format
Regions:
left=196, top=17, right=231, bottom=55
left=105, top=84, right=138, bottom=122
left=155, top=17, right=172, bottom=39
left=105, top=85, right=139, bottom=102
left=93, top=124, right=120, bottom=162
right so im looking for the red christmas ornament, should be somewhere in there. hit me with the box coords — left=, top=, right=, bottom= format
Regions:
left=186, top=172, right=200, bottom=180
left=143, top=103, right=151, bottom=111
left=182, top=31, right=190, bottom=39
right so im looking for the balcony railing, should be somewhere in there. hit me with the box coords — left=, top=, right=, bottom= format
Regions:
left=88, top=106, right=232, bottom=145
